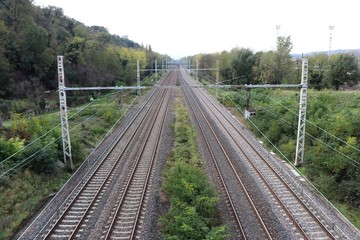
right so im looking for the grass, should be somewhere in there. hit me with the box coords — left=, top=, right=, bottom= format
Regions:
left=333, top=203, right=360, bottom=229
left=160, top=94, right=227, bottom=240
left=0, top=90, right=139, bottom=239
left=0, top=169, right=71, bottom=239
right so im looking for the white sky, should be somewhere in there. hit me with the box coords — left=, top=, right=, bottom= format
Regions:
left=34, top=0, right=360, bottom=59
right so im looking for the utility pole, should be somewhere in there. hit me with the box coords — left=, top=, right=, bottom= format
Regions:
left=329, top=26, right=334, bottom=55
left=162, top=60, right=164, bottom=75
left=276, top=25, right=281, bottom=39
left=58, top=56, right=73, bottom=169
left=57, top=56, right=145, bottom=169
left=137, top=59, right=140, bottom=95
left=216, top=60, right=219, bottom=99
left=295, top=58, right=308, bottom=166
left=196, top=59, right=199, bottom=81
left=155, top=59, right=158, bottom=82
left=188, top=58, right=191, bottom=74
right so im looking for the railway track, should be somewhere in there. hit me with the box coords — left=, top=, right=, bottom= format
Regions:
left=102, top=74, right=173, bottom=239
left=18, top=68, right=359, bottom=239
left=20, top=70, right=177, bottom=240
left=180, top=70, right=273, bottom=239
left=179, top=68, right=341, bottom=239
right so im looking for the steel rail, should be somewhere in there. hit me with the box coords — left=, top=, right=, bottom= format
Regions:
left=180, top=70, right=273, bottom=239
left=104, top=74, right=175, bottom=239
left=193, top=72, right=337, bottom=239
left=41, top=73, right=172, bottom=239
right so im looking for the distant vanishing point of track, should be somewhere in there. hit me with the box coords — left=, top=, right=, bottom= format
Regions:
left=18, top=68, right=360, bottom=240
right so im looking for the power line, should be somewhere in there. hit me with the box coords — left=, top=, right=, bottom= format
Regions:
left=0, top=92, right=118, bottom=166
left=0, top=92, right=125, bottom=178
left=227, top=95, right=359, bottom=167
left=252, top=91, right=360, bottom=152
left=256, top=105, right=359, bottom=166
left=0, top=138, right=58, bottom=178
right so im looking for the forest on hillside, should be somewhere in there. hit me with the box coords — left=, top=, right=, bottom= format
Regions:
left=0, top=0, right=169, bottom=118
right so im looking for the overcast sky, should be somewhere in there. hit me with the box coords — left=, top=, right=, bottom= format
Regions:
left=34, top=0, right=359, bottom=59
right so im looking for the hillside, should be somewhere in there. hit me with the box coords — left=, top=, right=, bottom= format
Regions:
left=0, top=0, right=168, bottom=115
left=292, top=48, right=360, bottom=59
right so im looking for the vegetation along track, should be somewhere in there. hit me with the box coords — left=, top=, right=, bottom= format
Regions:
left=180, top=69, right=274, bottom=239
left=179, top=68, right=345, bottom=239
left=19, top=70, right=177, bottom=240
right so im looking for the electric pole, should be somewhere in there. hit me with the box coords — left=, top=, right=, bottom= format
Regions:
left=276, top=25, right=281, bottom=39
left=295, top=58, right=308, bottom=166
left=58, top=56, right=73, bottom=169
left=155, top=59, right=157, bottom=81
left=137, top=60, right=140, bottom=95
left=216, top=60, right=219, bottom=99
left=329, top=26, right=334, bottom=55
left=196, top=59, right=199, bottom=81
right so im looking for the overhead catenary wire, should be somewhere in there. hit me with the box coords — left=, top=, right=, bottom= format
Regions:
left=227, top=97, right=293, bottom=164
left=252, top=90, right=360, bottom=153
left=0, top=91, right=133, bottom=178
left=0, top=91, right=119, bottom=165
left=0, top=138, right=59, bottom=178
left=256, top=105, right=359, bottom=166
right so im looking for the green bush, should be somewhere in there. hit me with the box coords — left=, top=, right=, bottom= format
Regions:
left=24, top=137, right=58, bottom=174
left=161, top=101, right=226, bottom=240
left=0, top=137, right=24, bottom=163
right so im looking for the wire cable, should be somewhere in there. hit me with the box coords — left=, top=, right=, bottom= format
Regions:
left=0, top=92, right=129, bottom=178
left=256, top=105, right=359, bottom=166
left=0, top=91, right=118, bottom=165
left=252, top=90, right=360, bottom=152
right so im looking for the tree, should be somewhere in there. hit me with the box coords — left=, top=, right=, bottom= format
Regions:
left=308, top=53, right=329, bottom=90
left=19, top=24, right=51, bottom=76
left=326, top=53, right=360, bottom=90
left=0, top=20, right=12, bottom=97
left=218, top=51, right=233, bottom=82
left=0, top=0, right=164, bottom=101
left=0, top=0, right=35, bottom=33
left=230, top=48, right=255, bottom=84
left=200, top=54, right=216, bottom=69
left=252, top=51, right=276, bottom=84
left=274, top=36, right=293, bottom=84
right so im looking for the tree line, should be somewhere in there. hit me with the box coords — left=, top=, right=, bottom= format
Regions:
left=189, top=36, right=360, bottom=89
left=0, top=0, right=169, bottom=115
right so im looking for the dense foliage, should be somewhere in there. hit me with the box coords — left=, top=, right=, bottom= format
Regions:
left=218, top=89, right=360, bottom=227
left=161, top=100, right=227, bottom=239
left=0, top=0, right=169, bottom=116
left=0, top=91, right=135, bottom=239
left=190, top=36, right=360, bottom=89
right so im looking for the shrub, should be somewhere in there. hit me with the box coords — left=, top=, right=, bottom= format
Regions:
left=161, top=101, right=226, bottom=240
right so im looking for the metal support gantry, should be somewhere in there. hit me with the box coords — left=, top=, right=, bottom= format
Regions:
left=205, top=59, right=308, bottom=166
left=58, top=56, right=73, bottom=169
left=295, top=59, right=308, bottom=166
left=155, top=59, right=158, bottom=81
left=58, top=56, right=146, bottom=169
left=216, top=60, right=219, bottom=99
left=137, top=59, right=141, bottom=95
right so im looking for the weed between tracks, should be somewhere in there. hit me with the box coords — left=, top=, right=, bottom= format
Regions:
left=160, top=96, right=227, bottom=239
